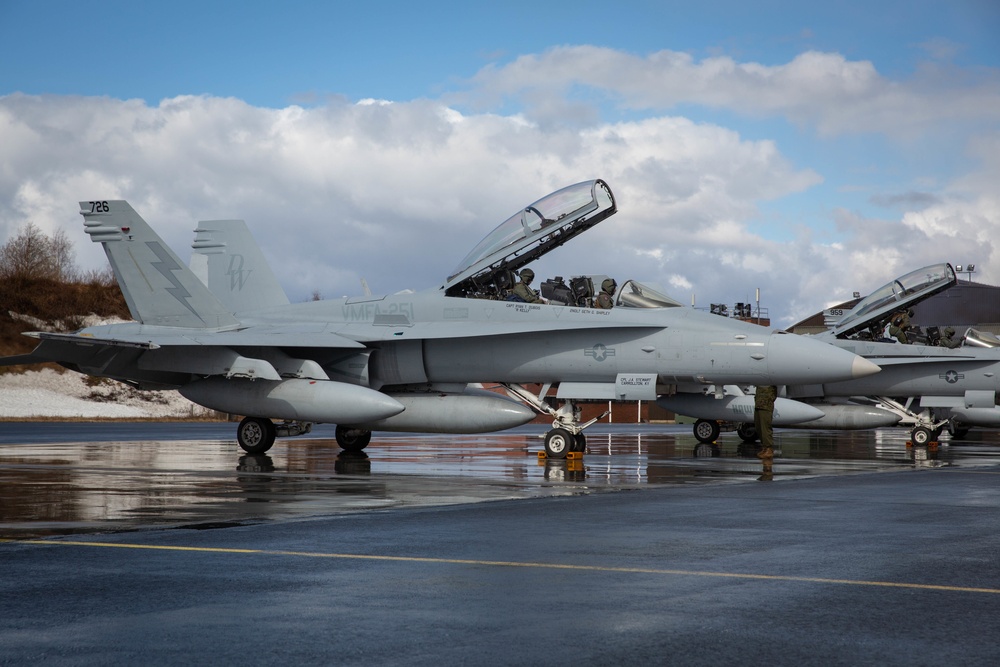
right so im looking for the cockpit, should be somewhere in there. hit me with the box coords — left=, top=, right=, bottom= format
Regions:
left=536, top=276, right=683, bottom=309
left=443, top=180, right=617, bottom=299
left=830, top=263, right=957, bottom=339
left=441, top=179, right=683, bottom=309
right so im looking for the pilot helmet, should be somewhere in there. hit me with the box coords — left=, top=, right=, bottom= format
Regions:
left=520, top=268, right=534, bottom=282
left=945, top=326, right=955, bottom=336
left=601, top=278, right=617, bottom=293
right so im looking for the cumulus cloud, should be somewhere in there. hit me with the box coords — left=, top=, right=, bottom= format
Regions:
left=459, top=46, right=1000, bottom=138
left=1, top=45, right=998, bottom=327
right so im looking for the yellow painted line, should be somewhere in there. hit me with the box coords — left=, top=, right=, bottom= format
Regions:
left=6, top=539, right=1000, bottom=595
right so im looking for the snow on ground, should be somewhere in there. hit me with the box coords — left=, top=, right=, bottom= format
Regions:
left=0, top=368, right=212, bottom=419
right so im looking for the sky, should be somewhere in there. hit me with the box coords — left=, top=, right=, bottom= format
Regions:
left=1, top=0, right=999, bottom=326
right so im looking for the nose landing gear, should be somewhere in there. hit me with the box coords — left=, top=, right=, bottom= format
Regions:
left=502, top=383, right=608, bottom=459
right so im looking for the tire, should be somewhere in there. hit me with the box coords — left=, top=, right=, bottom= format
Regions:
left=951, top=427, right=970, bottom=441
left=237, top=417, right=276, bottom=454
left=736, top=422, right=758, bottom=443
left=572, top=432, right=587, bottom=453
left=336, top=426, right=372, bottom=452
left=693, top=419, right=721, bottom=444
left=545, top=428, right=573, bottom=459
left=694, top=442, right=721, bottom=458
left=911, top=426, right=932, bottom=445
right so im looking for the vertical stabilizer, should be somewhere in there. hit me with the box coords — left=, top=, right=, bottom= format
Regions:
left=80, top=200, right=241, bottom=329
left=191, top=220, right=290, bottom=313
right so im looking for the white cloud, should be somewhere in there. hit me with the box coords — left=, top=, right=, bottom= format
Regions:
left=1, top=44, right=998, bottom=328
left=461, top=46, right=1000, bottom=138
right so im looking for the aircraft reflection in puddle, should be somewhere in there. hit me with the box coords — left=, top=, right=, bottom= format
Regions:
left=2, top=425, right=1000, bottom=537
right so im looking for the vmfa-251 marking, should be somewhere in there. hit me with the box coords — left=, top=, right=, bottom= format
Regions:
left=3, top=180, right=879, bottom=458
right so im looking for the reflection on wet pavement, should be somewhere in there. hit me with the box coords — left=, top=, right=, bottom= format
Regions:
left=2, top=423, right=999, bottom=537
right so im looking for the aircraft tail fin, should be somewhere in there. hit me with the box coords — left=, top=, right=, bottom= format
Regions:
left=80, top=200, right=241, bottom=329
left=190, top=220, right=290, bottom=313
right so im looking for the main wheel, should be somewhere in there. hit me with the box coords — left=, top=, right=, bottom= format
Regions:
left=736, top=422, right=758, bottom=443
left=336, top=426, right=372, bottom=452
left=911, top=426, right=933, bottom=445
left=237, top=417, right=276, bottom=454
left=544, top=428, right=573, bottom=459
left=693, top=419, right=721, bottom=444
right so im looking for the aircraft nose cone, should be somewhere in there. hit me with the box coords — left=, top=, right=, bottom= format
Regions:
left=767, top=333, right=881, bottom=385
left=852, top=356, right=881, bottom=379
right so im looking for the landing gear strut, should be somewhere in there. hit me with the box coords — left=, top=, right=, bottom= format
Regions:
left=502, top=383, right=606, bottom=459
left=871, top=397, right=949, bottom=444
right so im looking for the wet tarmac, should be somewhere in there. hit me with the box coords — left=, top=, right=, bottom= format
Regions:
left=3, top=422, right=1000, bottom=665
left=3, top=422, right=1000, bottom=537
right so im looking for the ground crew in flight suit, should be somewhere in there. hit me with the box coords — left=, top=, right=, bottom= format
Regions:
left=754, top=385, right=777, bottom=459
left=594, top=278, right=617, bottom=309
left=940, top=326, right=963, bottom=349
left=511, top=268, right=543, bottom=303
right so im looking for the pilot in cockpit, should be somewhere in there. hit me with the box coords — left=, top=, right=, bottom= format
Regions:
left=510, top=268, right=545, bottom=303
left=939, top=326, right=964, bottom=348
left=594, top=278, right=617, bottom=309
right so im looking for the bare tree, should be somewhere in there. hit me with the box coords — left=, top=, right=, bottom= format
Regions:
left=0, top=222, right=78, bottom=281
left=49, top=228, right=78, bottom=282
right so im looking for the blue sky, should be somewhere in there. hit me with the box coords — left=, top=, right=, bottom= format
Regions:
left=2, top=0, right=999, bottom=324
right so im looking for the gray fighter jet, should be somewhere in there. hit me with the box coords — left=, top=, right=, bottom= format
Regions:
left=0, top=180, right=878, bottom=457
left=661, top=262, right=1000, bottom=445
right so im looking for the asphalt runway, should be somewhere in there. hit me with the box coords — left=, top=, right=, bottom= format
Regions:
left=2, top=423, right=1000, bottom=665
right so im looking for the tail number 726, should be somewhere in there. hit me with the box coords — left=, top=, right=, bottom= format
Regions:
left=89, top=201, right=110, bottom=213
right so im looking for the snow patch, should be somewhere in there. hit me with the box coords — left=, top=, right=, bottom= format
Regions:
left=0, top=368, right=213, bottom=419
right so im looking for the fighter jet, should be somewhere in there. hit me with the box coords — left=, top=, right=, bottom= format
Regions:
left=0, top=180, right=879, bottom=457
left=661, top=263, right=1000, bottom=445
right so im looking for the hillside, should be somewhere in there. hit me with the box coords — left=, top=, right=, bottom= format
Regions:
left=0, top=274, right=130, bottom=362
left=0, top=274, right=219, bottom=419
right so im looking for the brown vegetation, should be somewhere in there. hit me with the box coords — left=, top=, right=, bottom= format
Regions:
left=0, top=223, right=130, bottom=364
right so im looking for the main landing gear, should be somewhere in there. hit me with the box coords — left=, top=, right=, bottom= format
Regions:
left=234, top=417, right=370, bottom=454
left=693, top=419, right=721, bottom=444
left=335, top=425, right=372, bottom=452
left=236, top=417, right=313, bottom=454
left=502, top=383, right=607, bottom=459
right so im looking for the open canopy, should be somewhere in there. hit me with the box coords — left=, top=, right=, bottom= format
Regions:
left=443, top=179, right=616, bottom=297
left=830, top=263, right=957, bottom=338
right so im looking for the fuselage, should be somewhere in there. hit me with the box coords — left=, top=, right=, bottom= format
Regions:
left=790, top=338, right=1000, bottom=398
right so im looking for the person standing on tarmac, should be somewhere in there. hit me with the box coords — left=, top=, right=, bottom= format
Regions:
left=754, top=385, right=777, bottom=459
left=510, top=268, right=544, bottom=303
left=594, top=278, right=617, bottom=309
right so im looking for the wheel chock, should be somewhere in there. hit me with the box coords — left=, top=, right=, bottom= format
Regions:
left=537, top=451, right=583, bottom=460
left=905, top=441, right=913, bottom=447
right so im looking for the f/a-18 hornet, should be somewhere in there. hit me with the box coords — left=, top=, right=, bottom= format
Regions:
left=1, top=180, right=879, bottom=457
left=660, top=263, right=1000, bottom=446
